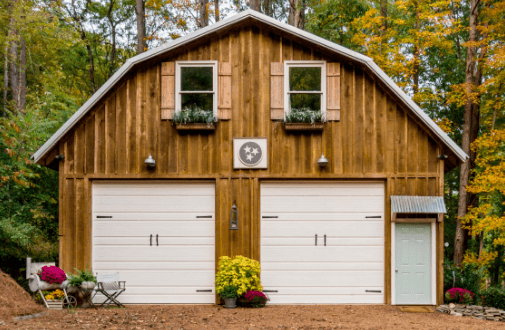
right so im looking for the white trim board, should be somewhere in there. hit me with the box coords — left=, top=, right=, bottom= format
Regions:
left=32, top=9, right=468, bottom=164
left=391, top=219, right=437, bottom=305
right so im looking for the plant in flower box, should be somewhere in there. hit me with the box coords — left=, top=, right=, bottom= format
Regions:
left=173, top=106, right=216, bottom=130
left=67, top=267, right=97, bottom=290
left=284, top=108, right=324, bottom=131
left=44, top=289, right=65, bottom=309
left=445, top=288, right=474, bottom=304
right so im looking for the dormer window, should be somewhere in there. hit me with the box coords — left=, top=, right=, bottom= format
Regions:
left=284, top=61, right=326, bottom=120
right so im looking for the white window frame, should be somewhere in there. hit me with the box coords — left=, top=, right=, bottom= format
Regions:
left=175, top=61, right=218, bottom=119
left=283, top=61, right=326, bottom=121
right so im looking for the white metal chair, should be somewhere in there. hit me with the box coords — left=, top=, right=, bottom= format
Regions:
left=93, top=273, right=126, bottom=308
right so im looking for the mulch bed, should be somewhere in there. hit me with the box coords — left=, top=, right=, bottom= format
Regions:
left=0, top=269, right=44, bottom=320
left=2, top=304, right=505, bottom=329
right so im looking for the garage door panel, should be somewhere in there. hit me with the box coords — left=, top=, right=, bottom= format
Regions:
left=94, top=246, right=214, bottom=262
left=261, top=246, right=383, bottom=262
left=94, top=237, right=214, bottom=245
left=94, top=196, right=215, bottom=213
left=261, top=237, right=383, bottom=246
left=94, top=261, right=215, bottom=271
left=261, top=213, right=383, bottom=221
left=110, top=286, right=214, bottom=295
left=94, top=221, right=214, bottom=237
left=93, top=213, right=214, bottom=221
left=261, top=196, right=384, bottom=213
left=93, top=183, right=215, bottom=196
left=261, top=184, right=384, bottom=196
left=265, top=295, right=384, bottom=304
left=94, top=294, right=215, bottom=304
left=92, top=270, right=215, bottom=287
left=261, top=262, right=383, bottom=271
left=262, top=286, right=383, bottom=295
left=262, top=271, right=384, bottom=287
left=262, top=221, right=384, bottom=237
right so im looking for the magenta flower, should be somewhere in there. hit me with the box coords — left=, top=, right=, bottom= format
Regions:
left=39, top=266, right=66, bottom=284
left=445, top=288, right=474, bottom=304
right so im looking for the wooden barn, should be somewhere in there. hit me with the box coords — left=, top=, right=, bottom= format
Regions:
left=33, top=10, right=467, bottom=305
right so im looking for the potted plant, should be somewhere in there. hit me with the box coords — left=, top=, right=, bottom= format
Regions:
left=242, top=290, right=268, bottom=308
left=284, top=108, right=324, bottom=131
left=67, top=268, right=97, bottom=290
left=220, top=286, right=239, bottom=308
left=173, top=106, right=216, bottom=131
left=44, top=289, right=66, bottom=309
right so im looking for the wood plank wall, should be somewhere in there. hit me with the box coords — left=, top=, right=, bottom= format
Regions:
left=50, top=24, right=445, bottom=304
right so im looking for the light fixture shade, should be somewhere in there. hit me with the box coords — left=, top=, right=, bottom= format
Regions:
left=318, top=153, right=328, bottom=167
left=230, top=201, right=238, bottom=230
left=144, top=153, right=156, bottom=167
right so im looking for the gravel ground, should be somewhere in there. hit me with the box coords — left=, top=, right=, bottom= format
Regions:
left=1, top=304, right=505, bottom=329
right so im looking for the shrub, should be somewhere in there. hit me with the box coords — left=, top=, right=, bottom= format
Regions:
left=285, top=108, right=323, bottom=124
left=443, top=259, right=483, bottom=299
left=39, top=266, right=66, bottom=284
left=445, top=288, right=474, bottom=304
left=215, top=256, right=262, bottom=297
left=480, top=286, right=505, bottom=309
left=243, top=290, right=268, bottom=308
left=173, top=106, right=215, bottom=124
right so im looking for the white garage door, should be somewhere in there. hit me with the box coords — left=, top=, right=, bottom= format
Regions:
left=92, top=181, right=215, bottom=304
left=261, top=181, right=384, bottom=304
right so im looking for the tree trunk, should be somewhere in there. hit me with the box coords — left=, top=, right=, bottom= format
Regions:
left=199, top=0, right=209, bottom=28
left=3, top=46, right=8, bottom=117
left=214, top=0, right=219, bottom=22
left=18, top=36, right=26, bottom=113
left=250, top=0, right=261, bottom=12
left=412, top=2, right=420, bottom=96
left=107, top=0, right=116, bottom=77
left=454, top=0, right=479, bottom=266
left=135, top=0, right=146, bottom=54
left=263, top=0, right=272, bottom=16
left=288, top=0, right=305, bottom=29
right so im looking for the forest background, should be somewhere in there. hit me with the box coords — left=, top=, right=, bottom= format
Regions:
left=1, top=0, right=504, bottom=293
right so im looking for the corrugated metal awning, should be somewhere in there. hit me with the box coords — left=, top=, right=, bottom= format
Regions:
left=391, top=196, right=446, bottom=214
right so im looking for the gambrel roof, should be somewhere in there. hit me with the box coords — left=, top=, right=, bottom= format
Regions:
left=33, top=9, right=467, bottom=165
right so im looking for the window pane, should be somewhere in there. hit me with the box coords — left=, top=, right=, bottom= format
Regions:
left=181, top=67, right=213, bottom=91
left=289, top=67, right=321, bottom=91
left=290, top=93, right=321, bottom=110
left=181, top=93, right=213, bottom=111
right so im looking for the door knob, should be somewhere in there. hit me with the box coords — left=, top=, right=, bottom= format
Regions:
left=395, top=269, right=398, bottom=273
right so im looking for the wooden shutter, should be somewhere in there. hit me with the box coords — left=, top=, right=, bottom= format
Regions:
left=270, top=63, right=284, bottom=120
left=218, top=63, right=232, bottom=120
left=326, top=63, right=341, bottom=121
left=161, top=62, right=175, bottom=120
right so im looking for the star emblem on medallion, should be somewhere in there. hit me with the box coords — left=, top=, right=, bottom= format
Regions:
left=239, top=141, right=263, bottom=166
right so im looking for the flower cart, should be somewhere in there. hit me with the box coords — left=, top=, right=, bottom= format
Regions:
left=26, top=257, right=77, bottom=309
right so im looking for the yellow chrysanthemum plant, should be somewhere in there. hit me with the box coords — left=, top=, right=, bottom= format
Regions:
left=215, top=256, right=262, bottom=298
left=44, top=289, right=65, bottom=301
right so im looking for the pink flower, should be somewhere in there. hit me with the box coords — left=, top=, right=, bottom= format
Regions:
left=39, top=266, right=66, bottom=284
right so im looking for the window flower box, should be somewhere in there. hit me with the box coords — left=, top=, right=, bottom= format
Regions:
left=284, top=122, right=324, bottom=131
left=175, top=123, right=216, bottom=131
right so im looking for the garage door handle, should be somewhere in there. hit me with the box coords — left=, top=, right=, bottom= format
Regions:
left=156, top=234, right=159, bottom=246
left=324, top=234, right=326, bottom=246
left=150, top=234, right=152, bottom=246
left=196, top=289, right=212, bottom=293
left=315, top=234, right=317, bottom=246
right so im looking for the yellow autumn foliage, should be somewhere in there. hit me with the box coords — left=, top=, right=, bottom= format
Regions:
left=215, top=256, right=262, bottom=297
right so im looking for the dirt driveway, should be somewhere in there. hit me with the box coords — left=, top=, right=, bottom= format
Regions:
left=2, top=305, right=504, bottom=329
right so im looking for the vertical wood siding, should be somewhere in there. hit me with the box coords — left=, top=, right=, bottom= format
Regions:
left=50, top=25, right=445, bottom=304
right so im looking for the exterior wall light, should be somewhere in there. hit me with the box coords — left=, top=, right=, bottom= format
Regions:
left=437, top=154, right=448, bottom=159
left=230, top=200, right=238, bottom=230
left=318, top=154, right=328, bottom=167
left=144, top=153, right=156, bottom=168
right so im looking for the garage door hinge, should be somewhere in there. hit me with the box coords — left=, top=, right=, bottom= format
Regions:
left=366, top=290, right=382, bottom=293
